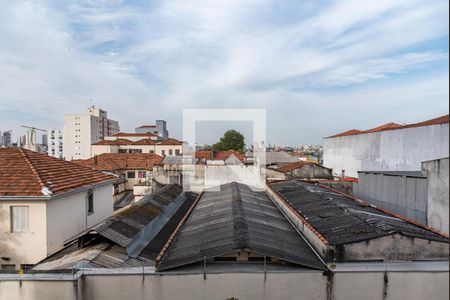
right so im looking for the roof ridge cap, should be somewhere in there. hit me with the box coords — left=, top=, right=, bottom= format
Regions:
left=19, top=148, right=48, bottom=194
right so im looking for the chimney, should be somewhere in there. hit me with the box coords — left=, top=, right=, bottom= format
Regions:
left=94, top=155, right=98, bottom=165
left=341, top=169, right=345, bottom=179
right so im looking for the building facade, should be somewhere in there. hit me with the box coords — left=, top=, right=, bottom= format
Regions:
left=2, top=131, right=12, bottom=147
left=323, top=115, right=449, bottom=178
left=135, top=120, right=169, bottom=139
left=91, top=137, right=183, bottom=157
left=47, top=129, right=64, bottom=158
left=63, top=107, right=120, bottom=160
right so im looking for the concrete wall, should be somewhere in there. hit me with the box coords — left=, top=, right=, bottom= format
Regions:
left=1, top=270, right=448, bottom=300
left=323, top=124, right=449, bottom=178
left=422, top=158, right=449, bottom=234
left=353, top=173, right=428, bottom=223
left=291, top=164, right=332, bottom=179
left=341, top=234, right=449, bottom=261
left=0, top=200, right=47, bottom=267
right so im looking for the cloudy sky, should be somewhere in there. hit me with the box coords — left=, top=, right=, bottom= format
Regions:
left=0, top=0, right=448, bottom=146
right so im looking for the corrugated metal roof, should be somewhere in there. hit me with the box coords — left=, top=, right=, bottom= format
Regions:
left=255, top=151, right=298, bottom=165
left=36, top=184, right=198, bottom=270
left=158, top=182, right=326, bottom=271
left=270, top=180, right=448, bottom=245
left=358, top=170, right=425, bottom=178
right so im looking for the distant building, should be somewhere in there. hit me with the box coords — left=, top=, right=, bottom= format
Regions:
left=63, top=106, right=120, bottom=160
left=135, top=120, right=169, bottom=139
left=0, top=148, right=118, bottom=270
left=41, top=134, right=47, bottom=146
left=47, top=129, right=64, bottom=159
left=91, top=137, right=183, bottom=157
left=2, top=131, right=12, bottom=147
left=323, top=115, right=449, bottom=178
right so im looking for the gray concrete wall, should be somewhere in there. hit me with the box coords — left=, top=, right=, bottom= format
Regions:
left=353, top=173, right=428, bottom=223
left=323, top=124, right=449, bottom=178
left=342, top=234, right=449, bottom=261
left=1, top=270, right=448, bottom=300
left=422, top=158, right=449, bottom=234
left=291, top=164, right=332, bottom=179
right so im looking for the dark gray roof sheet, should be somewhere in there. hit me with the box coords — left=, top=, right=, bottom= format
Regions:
left=358, top=171, right=425, bottom=177
left=158, top=182, right=326, bottom=271
left=270, top=180, right=448, bottom=245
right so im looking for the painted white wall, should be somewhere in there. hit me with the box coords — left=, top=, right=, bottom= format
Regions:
left=46, top=184, right=113, bottom=255
left=323, top=124, right=449, bottom=178
left=0, top=200, right=47, bottom=267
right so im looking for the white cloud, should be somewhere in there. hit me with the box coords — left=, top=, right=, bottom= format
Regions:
left=0, top=0, right=448, bottom=144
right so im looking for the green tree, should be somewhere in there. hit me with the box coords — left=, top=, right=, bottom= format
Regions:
left=213, top=129, right=245, bottom=152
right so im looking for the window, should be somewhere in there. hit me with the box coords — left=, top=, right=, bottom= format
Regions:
left=129, top=149, right=142, bottom=153
left=119, top=149, right=127, bottom=153
left=138, top=171, right=146, bottom=178
left=175, top=149, right=180, bottom=155
left=169, top=149, right=173, bottom=155
left=1, top=264, right=16, bottom=271
left=161, top=150, right=165, bottom=156
left=87, top=190, right=94, bottom=214
left=127, top=171, right=136, bottom=178
left=10, top=206, right=29, bottom=233
left=149, top=150, right=154, bottom=154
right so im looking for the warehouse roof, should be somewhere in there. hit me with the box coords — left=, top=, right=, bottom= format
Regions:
left=358, top=170, right=425, bottom=178
left=270, top=180, right=448, bottom=245
left=35, top=184, right=198, bottom=270
left=158, top=182, right=326, bottom=271
left=255, top=151, right=298, bottom=165
left=0, top=148, right=117, bottom=197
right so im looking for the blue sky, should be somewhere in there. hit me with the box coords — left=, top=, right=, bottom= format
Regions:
left=0, top=0, right=448, bottom=145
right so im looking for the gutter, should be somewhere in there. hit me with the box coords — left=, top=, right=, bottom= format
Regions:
left=0, top=178, right=120, bottom=201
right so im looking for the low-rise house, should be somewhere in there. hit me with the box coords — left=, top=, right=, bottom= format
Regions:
left=91, top=137, right=183, bottom=157
left=267, top=161, right=332, bottom=180
left=75, top=153, right=162, bottom=196
left=0, top=148, right=119, bottom=270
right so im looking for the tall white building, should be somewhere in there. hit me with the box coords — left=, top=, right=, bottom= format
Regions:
left=47, top=129, right=64, bottom=158
left=63, top=107, right=120, bottom=160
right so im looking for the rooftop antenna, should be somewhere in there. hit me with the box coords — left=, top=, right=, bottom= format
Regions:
left=89, top=98, right=94, bottom=109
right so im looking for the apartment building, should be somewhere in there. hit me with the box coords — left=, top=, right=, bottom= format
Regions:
left=47, top=129, right=64, bottom=158
left=0, top=148, right=118, bottom=270
left=63, top=106, right=120, bottom=160
left=2, top=131, right=12, bottom=147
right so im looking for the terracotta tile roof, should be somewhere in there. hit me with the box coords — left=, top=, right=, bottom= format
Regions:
left=132, top=138, right=157, bottom=145
left=329, top=115, right=449, bottom=138
left=156, top=138, right=183, bottom=146
left=275, top=161, right=313, bottom=173
left=213, top=150, right=245, bottom=161
left=0, top=148, right=117, bottom=197
left=75, top=153, right=163, bottom=172
left=112, top=132, right=157, bottom=137
left=195, top=151, right=212, bottom=160
left=289, top=151, right=306, bottom=157
left=93, top=138, right=133, bottom=146
left=132, top=138, right=183, bottom=146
